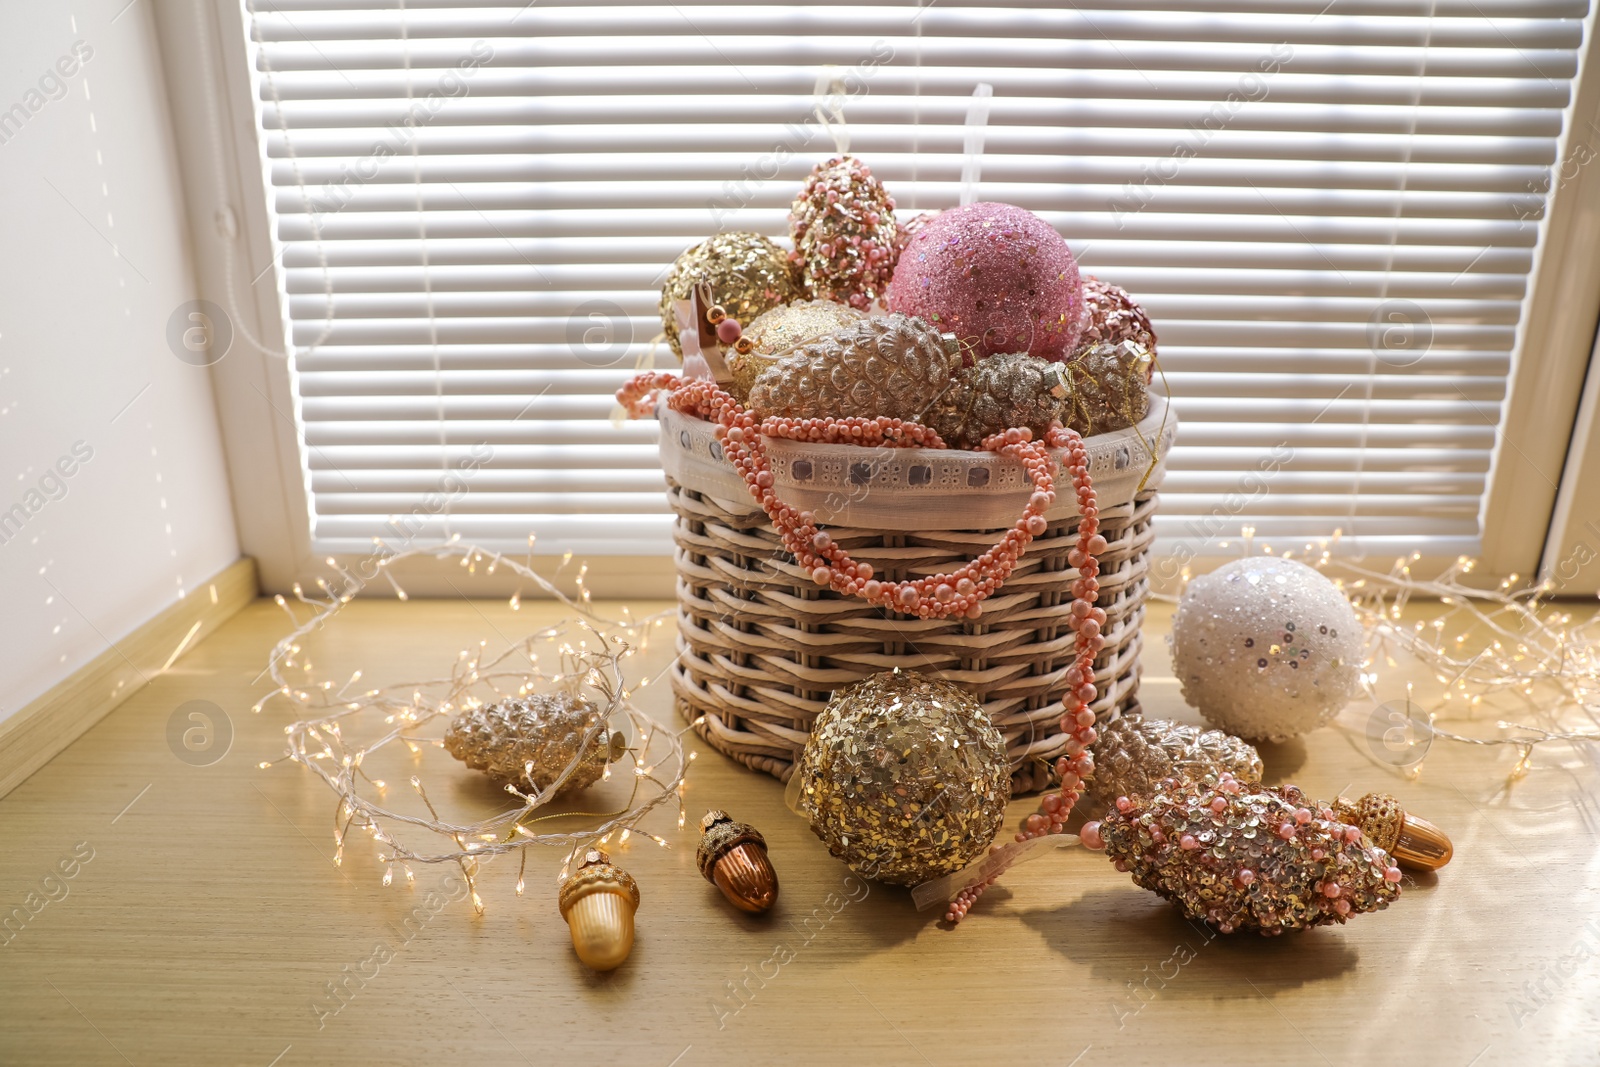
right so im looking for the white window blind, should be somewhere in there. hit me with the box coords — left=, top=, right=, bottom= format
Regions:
left=241, top=1, right=1589, bottom=559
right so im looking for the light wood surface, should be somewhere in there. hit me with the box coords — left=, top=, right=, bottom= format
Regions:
left=0, top=556, right=256, bottom=800
left=1, top=593, right=1597, bottom=1066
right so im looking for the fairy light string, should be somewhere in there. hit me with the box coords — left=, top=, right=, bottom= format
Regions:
left=1171, top=532, right=1600, bottom=778
left=257, top=539, right=689, bottom=913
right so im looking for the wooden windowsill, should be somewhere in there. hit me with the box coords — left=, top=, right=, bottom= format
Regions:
left=0, top=595, right=1593, bottom=1064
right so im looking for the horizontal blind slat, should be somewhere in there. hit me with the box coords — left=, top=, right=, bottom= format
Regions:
left=241, top=2, right=1584, bottom=555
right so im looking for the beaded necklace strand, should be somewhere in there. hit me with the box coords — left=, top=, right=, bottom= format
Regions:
left=619, top=328, right=1105, bottom=923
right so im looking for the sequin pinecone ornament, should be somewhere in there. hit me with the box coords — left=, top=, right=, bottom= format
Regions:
left=1082, top=715, right=1264, bottom=820
left=444, top=693, right=617, bottom=798
left=1064, top=340, right=1152, bottom=436
left=727, top=299, right=866, bottom=402
left=788, top=155, right=898, bottom=310
left=1076, top=276, right=1157, bottom=365
left=659, top=232, right=802, bottom=359
left=1085, top=773, right=1404, bottom=935
left=746, top=313, right=962, bottom=424
left=793, top=670, right=1010, bottom=886
left=925, top=351, right=1073, bottom=450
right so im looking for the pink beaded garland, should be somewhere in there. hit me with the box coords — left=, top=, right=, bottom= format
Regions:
left=886, top=202, right=1085, bottom=362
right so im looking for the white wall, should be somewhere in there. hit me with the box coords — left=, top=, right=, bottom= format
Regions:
left=0, top=2, right=240, bottom=723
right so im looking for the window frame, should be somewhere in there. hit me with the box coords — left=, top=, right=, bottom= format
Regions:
left=154, top=0, right=1600, bottom=596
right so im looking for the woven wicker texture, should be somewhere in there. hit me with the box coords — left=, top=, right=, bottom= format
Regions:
left=669, top=478, right=1158, bottom=793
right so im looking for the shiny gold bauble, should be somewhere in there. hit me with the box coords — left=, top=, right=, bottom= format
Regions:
left=558, top=849, right=639, bottom=971
left=727, top=300, right=866, bottom=401
left=658, top=232, right=802, bottom=359
left=793, top=669, right=1010, bottom=886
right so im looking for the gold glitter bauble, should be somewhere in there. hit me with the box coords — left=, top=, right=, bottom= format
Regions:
left=658, top=232, right=802, bottom=360
left=794, top=669, right=1010, bottom=886
left=1095, top=776, right=1402, bottom=935
left=443, top=693, right=616, bottom=798
left=726, top=300, right=866, bottom=402
left=1083, top=715, right=1264, bottom=819
left=746, top=313, right=961, bottom=424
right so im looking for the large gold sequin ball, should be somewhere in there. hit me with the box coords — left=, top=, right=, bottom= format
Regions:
left=658, top=232, right=802, bottom=359
left=794, top=670, right=1010, bottom=886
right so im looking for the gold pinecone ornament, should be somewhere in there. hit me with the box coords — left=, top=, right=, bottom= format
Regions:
left=726, top=300, right=867, bottom=402
left=1064, top=340, right=1152, bottom=436
left=746, top=313, right=963, bottom=424
left=926, top=351, right=1075, bottom=449
left=1083, top=715, right=1264, bottom=819
left=443, top=693, right=618, bottom=798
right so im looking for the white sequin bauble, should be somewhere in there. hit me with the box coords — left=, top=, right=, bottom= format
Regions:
left=1169, top=557, right=1362, bottom=742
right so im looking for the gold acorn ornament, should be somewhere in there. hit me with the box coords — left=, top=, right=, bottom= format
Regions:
left=443, top=693, right=624, bottom=799
left=1333, top=792, right=1453, bottom=871
left=697, top=810, right=779, bottom=913
left=745, top=313, right=963, bottom=424
left=558, top=849, right=640, bottom=971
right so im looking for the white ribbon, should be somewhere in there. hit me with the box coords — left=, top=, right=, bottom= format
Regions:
left=959, top=83, right=994, bottom=205
left=813, top=66, right=851, bottom=155
left=910, top=832, right=1078, bottom=911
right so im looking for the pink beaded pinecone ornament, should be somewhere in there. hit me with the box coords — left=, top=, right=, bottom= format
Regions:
left=1081, top=773, right=1404, bottom=935
left=788, top=155, right=898, bottom=310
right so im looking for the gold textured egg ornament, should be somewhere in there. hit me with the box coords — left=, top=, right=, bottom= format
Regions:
left=558, top=849, right=640, bottom=972
left=697, top=810, right=779, bottom=913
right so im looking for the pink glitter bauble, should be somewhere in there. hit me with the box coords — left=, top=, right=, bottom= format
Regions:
left=886, top=202, right=1084, bottom=361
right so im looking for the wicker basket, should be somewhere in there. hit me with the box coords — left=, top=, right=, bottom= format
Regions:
left=663, top=396, right=1176, bottom=793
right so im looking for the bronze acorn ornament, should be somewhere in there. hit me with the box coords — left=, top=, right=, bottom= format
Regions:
left=558, top=849, right=640, bottom=971
left=697, top=810, right=779, bottom=913
left=1333, top=792, right=1453, bottom=871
